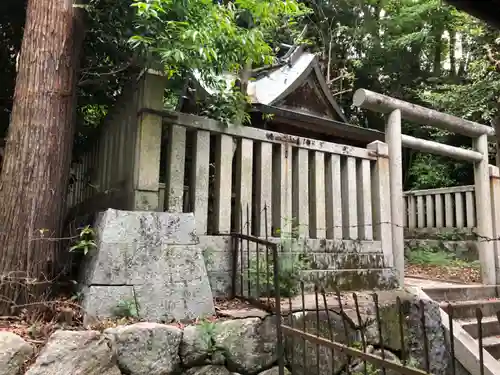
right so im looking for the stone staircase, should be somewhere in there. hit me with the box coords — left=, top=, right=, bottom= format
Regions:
left=286, top=239, right=398, bottom=292
left=421, top=285, right=500, bottom=374
left=228, top=238, right=398, bottom=295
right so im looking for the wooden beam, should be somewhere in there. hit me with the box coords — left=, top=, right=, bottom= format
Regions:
left=353, top=89, right=495, bottom=139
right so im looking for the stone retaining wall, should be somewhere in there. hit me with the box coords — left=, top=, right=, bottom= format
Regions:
left=1, top=292, right=460, bottom=375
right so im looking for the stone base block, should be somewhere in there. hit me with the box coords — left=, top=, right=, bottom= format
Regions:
left=81, top=209, right=215, bottom=324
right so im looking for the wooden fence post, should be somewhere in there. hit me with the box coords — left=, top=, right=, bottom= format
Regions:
left=489, top=165, right=500, bottom=283
left=132, top=69, right=166, bottom=211
left=474, top=134, right=496, bottom=284
left=385, top=109, right=404, bottom=286
left=367, top=141, right=393, bottom=268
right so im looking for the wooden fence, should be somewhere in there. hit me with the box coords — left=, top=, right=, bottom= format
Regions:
left=403, top=185, right=476, bottom=231
left=158, top=113, right=392, bottom=245
left=65, top=70, right=165, bottom=219
left=64, top=71, right=394, bottom=268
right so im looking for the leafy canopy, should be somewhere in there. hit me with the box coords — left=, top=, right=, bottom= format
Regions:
left=129, top=0, right=310, bottom=124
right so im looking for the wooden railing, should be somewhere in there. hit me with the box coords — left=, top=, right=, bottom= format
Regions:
left=63, top=70, right=393, bottom=269
left=159, top=112, right=392, bottom=247
left=403, top=186, right=476, bottom=231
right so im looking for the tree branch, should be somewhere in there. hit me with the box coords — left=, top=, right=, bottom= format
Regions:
left=77, top=61, right=133, bottom=87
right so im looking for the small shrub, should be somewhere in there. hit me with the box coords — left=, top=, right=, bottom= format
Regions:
left=246, top=221, right=311, bottom=298
left=196, top=318, right=218, bottom=354
left=247, top=252, right=310, bottom=297
left=70, top=225, right=97, bottom=255
left=407, top=245, right=478, bottom=268
left=112, top=299, right=139, bottom=318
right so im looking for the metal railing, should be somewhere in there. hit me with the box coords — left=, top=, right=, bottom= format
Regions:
left=229, top=230, right=493, bottom=375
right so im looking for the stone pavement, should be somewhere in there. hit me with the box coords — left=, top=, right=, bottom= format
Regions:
left=404, top=276, right=471, bottom=288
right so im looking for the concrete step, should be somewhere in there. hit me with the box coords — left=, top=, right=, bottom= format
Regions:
left=483, top=336, right=500, bottom=360
left=423, top=285, right=499, bottom=302
left=459, top=316, right=500, bottom=339
left=439, top=299, right=500, bottom=319
left=300, top=268, right=398, bottom=292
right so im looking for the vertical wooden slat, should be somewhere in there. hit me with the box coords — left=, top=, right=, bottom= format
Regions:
left=116, top=109, right=127, bottom=184
left=367, top=141, right=393, bottom=267
left=425, top=195, right=435, bottom=228
left=292, top=148, right=309, bottom=237
left=98, top=129, right=107, bottom=192
left=190, top=130, right=211, bottom=235
left=408, top=195, right=417, bottom=229
left=272, top=144, right=292, bottom=237
left=165, top=125, right=187, bottom=212
left=325, top=154, right=342, bottom=239
left=82, top=152, right=89, bottom=201
left=465, top=191, right=475, bottom=228
left=310, top=152, right=326, bottom=239
left=444, top=193, right=454, bottom=227
left=357, top=159, right=373, bottom=240
left=214, top=134, right=233, bottom=233
left=86, top=147, right=93, bottom=201
left=341, top=156, right=358, bottom=239
left=76, top=162, right=83, bottom=206
left=254, top=142, right=273, bottom=236
left=490, top=166, right=500, bottom=283
left=82, top=153, right=89, bottom=202
left=417, top=196, right=425, bottom=228
left=455, top=192, right=465, bottom=228
left=92, top=143, right=99, bottom=196
left=235, top=138, right=253, bottom=234
left=435, top=194, right=444, bottom=228
left=108, top=117, right=118, bottom=189
left=68, top=163, right=75, bottom=209
left=403, top=196, right=408, bottom=228
left=80, top=159, right=86, bottom=204
left=104, top=124, right=113, bottom=191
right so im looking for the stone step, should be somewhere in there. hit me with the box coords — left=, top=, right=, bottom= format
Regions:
left=423, top=285, right=499, bottom=302
left=439, top=300, right=500, bottom=319
left=299, top=268, right=398, bottom=292
left=483, top=336, right=500, bottom=360
left=236, top=251, right=385, bottom=270
left=294, top=252, right=385, bottom=270
left=459, top=316, right=500, bottom=339
left=236, top=239, right=383, bottom=254
left=280, top=239, right=382, bottom=253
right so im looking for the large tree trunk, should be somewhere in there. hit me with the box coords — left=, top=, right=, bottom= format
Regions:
left=0, top=0, right=84, bottom=314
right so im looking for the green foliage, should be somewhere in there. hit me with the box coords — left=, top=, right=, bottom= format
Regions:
left=247, top=220, right=311, bottom=298
left=407, top=245, right=479, bottom=268
left=196, top=317, right=218, bottom=354
left=247, top=251, right=310, bottom=298
left=407, top=154, right=457, bottom=189
left=434, top=229, right=468, bottom=242
left=298, top=0, right=500, bottom=190
left=199, top=84, right=251, bottom=126
left=69, top=225, right=97, bottom=255
left=129, top=0, right=310, bottom=124
left=112, top=299, right=139, bottom=318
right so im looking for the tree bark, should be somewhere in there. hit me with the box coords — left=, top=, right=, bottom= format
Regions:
left=0, top=0, right=84, bottom=314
